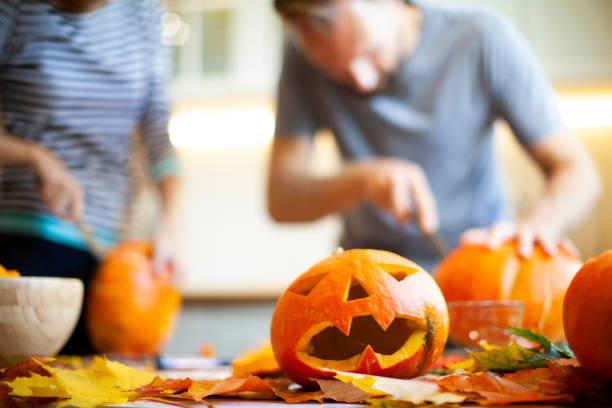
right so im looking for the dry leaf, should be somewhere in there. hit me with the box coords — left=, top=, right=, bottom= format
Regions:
left=231, top=342, right=281, bottom=377
left=0, top=265, right=19, bottom=277
left=0, top=358, right=52, bottom=382
left=429, top=369, right=574, bottom=405
left=196, top=375, right=277, bottom=399
left=502, top=360, right=607, bottom=397
left=315, top=379, right=369, bottom=403
left=199, top=343, right=216, bottom=358
left=4, top=356, right=156, bottom=408
left=333, top=370, right=465, bottom=405
left=267, top=378, right=326, bottom=403
left=133, top=376, right=193, bottom=398
left=452, top=328, right=576, bottom=373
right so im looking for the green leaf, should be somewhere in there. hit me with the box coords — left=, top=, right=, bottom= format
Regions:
left=508, top=326, right=551, bottom=348
left=550, top=342, right=575, bottom=359
left=456, top=327, right=576, bottom=373
left=508, top=326, right=574, bottom=359
left=470, top=341, right=546, bottom=372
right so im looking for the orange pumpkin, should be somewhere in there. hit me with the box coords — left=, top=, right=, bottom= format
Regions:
left=434, top=242, right=581, bottom=342
left=86, top=241, right=181, bottom=354
left=270, top=249, right=448, bottom=388
left=563, top=250, right=612, bottom=384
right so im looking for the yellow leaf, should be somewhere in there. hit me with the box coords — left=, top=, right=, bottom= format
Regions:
left=469, top=340, right=543, bottom=372
left=448, top=357, right=477, bottom=371
left=6, top=357, right=156, bottom=408
left=231, top=342, right=280, bottom=377
left=7, top=373, right=70, bottom=398
left=0, top=264, right=20, bottom=277
left=333, top=371, right=465, bottom=405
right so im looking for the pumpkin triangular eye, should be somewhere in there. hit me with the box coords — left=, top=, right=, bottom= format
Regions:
left=376, top=263, right=418, bottom=282
left=346, top=279, right=370, bottom=301
left=290, top=273, right=327, bottom=296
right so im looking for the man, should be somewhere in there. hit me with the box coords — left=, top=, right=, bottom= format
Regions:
left=267, top=0, right=600, bottom=271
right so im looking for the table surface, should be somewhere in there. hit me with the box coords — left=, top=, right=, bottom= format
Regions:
left=113, top=400, right=580, bottom=408
left=106, top=367, right=582, bottom=408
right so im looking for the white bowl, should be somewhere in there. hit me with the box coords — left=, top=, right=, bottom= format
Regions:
left=0, top=276, right=83, bottom=367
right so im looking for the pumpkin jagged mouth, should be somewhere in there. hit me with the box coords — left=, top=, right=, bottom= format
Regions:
left=296, top=316, right=427, bottom=371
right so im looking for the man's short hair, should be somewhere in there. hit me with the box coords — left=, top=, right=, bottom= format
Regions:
left=273, top=0, right=337, bottom=25
left=273, top=0, right=412, bottom=26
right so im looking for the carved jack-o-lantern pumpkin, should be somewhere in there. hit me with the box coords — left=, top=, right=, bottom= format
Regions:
left=270, top=249, right=449, bottom=388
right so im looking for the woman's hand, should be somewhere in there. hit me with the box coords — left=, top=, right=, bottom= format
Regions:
left=152, top=214, right=177, bottom=278
left=29, top=146, right=84, bottom=221
left=152, top=176, right=181, bottom=279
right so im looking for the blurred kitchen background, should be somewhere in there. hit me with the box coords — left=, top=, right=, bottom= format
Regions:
left=141, top=0, right=612, bottom=358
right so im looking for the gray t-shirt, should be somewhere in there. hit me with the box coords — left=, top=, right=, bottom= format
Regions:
left=275, top=3, right=562, bottom=272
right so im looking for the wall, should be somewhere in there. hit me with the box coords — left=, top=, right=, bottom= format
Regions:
left=430, top=0, right=612, bottom=81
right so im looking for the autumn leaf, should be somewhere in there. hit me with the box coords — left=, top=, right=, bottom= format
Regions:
left=0, top=383, right=19, bottom=408
left=333, top=370, right=465, bottom=405
left=231, top=342, right=281, bottom=377
left=451, top=328, right=575, bottom=373
left=429, top=370, right=575, bottom=405
left=508, top=326, right=574, bottom=359
left=315, top=379, right=369, bottom=403
left=502, top=359, right=607, bottom=397
left=0, top=358, right=52, bottom=381
left=4, top=356, right=156, bottom=408
left=133, top=376, right=193, bottom=398
left=471, top=340, right=544, bottom=371
left=188, top=375, right=277, bottom=400
left=267, top=378, right=326, bottom=403
left=181, top=379, right=216, bottom=402
left=0, top=264, right=19, bottom=277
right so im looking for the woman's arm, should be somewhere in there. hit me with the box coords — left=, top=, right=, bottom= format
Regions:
left=0, top=131, right=84, bottom=221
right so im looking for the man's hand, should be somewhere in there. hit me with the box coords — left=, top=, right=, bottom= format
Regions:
left=460, top=221, right=579, bottom=258
left=29, top=146, right=84, bottom=221
left=351, top=158, right=439, bottom=233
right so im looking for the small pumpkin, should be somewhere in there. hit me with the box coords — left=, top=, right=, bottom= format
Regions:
left=86, top=241, right=181, bottom=354
left=434, top=241, right=581, bottom=342
left=270, top=249, right=448, bottom=388
left=563, top=249, right=612, bottom=384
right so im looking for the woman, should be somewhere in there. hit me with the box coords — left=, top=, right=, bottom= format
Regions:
left=0, top=0, right=180, bottom=354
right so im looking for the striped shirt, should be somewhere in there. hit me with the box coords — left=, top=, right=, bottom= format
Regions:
left=0, top=0, right=179, bottom=250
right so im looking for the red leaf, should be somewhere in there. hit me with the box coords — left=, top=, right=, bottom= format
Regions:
left=0, top=383, right=19, bottom=408
left=430, top=370, right=574, bottom=404
left=315, top=379, right=369, bottom=403
left=267, top=378, right=325, bottom=403
left=430, top=354, right=469, bottom=370
left=133, top=376, right=193, bottom=397
left=0, top=358, right=52, bottom=381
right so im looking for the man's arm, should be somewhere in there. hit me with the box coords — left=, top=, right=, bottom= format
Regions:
left=519, top=129, right=601, bottom=246
left=267, top=135, right=439, bottom=232
left=267, top=136, right=363, bottom=222
left=461, top=16, right=600, bottom=256
left=462, top=128, right=600, bottom=256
